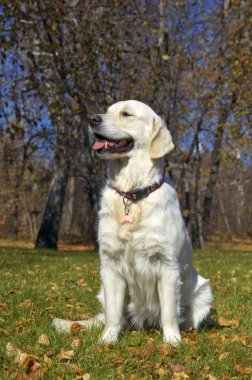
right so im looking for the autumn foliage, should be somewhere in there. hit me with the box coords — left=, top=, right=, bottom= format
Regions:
left=0, top=1, right=251, bottom=248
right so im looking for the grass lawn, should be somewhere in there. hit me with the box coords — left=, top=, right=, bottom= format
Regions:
left=0, top=247, right=251, bottom=380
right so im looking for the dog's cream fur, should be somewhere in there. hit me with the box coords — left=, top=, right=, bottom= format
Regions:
left=53, top=100, right=212, bottom=345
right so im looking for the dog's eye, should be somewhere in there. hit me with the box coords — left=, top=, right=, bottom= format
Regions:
left=122, top=111, right=132, bottom=117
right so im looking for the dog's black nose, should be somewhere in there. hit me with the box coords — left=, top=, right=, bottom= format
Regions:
left=89, top=114, right=102, bottom=127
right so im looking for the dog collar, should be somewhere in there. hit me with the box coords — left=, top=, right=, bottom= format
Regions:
left=114, top=176, right=165, bottom=202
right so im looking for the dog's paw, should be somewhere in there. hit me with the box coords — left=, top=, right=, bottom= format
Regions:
left=52, top=318, right=72, bottom=333
left=163, top=328, right=182, bottom=347
left=99, top=326, right=120, bottom=345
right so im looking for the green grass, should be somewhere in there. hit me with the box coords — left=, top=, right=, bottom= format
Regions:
left=0, top=247, right=251, bottom=379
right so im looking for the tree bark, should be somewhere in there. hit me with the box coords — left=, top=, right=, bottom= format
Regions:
left=35, top=158, right=70, bottom=249
left=194, top=132, right=205, bottom=249
left=64, top=175, right=75, bottom=236
left=202, top=95, right=236, bottom=236
left=218, top=194, right=232, bottom=236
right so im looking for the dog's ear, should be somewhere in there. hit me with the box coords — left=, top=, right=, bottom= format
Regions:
left=150, top=117, right=174, bottom=159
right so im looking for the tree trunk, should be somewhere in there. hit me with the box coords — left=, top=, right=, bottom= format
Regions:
left=194, top=132, right=204, bottom=249
left=202, top=95, right=236, bottom=236
left=35, top=158, right=70, bottom=249
left=183, top=179, right=190, bottom=228
left=218, top=194, right=232, bottom=236
left=64, top=175, right=75, bottom=235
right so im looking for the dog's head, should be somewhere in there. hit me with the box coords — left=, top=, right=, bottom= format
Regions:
left=89, top=100, right=174, bottom=160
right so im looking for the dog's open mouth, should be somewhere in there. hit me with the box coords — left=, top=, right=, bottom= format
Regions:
left=93, top=133, right=134, bottom=155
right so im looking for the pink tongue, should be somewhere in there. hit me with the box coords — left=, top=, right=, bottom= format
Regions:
left=93, top=140, right=116, bottom=150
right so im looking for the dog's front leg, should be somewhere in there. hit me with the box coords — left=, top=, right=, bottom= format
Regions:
left=158, top=267, right=181, bottom=346
left=99, top=265, right=126, bottom=344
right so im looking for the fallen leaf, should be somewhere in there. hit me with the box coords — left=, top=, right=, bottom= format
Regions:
left=240, top=336, right=252, bottom=348
left=56, top=348, right=74, bottom=361
left=70, top=322, right=85, bottom=334
left=183, top=332, right=198, bottom=345
left=27, top=270, right=35, bottom=276
left=77, top=278, right=87, bottom=287
left=223, top=310, right=232, bottom=315
left=82, top=375, right=91, bottom=380
left=142, top=339, right=155, bottom=356
left=43, top=355, right=52, bottom=368
left=234, top=363, right=252, bottom=374
left=169, top=363, right=186, bottom=373
left=155, top=366, right=168, bottom=375
left=129, top=375, right=138, bottom=380
left=218, top=316, right=240, bottom=328
left=15, top=317, right=33, bottom=327
left=71, top=336, right=81, bottom=349
left=156, top=342, right=171, bottom=355
left=19, top=299, right=34, bottom=309
left=206, top=375, right=217, bottom=380
left=66, top=304, right=75, bottom=309
left=38, top=334, right=50, bottom=346
left=70, top=363, right=83, bottom=374
left=6, top=342, right=43, bottom=378
left=50, top=283, right=58, bottom=292
left=229, top=334, right=240, bottom=343
left=172, top=372, right=189, bottom=379
left=6, top=342, right=40, bottom=368
left=0, top=303, right=7, bottom=314
left=218, top=352, right=230, bottom=361
left=11, top=367, right=44, bottom=380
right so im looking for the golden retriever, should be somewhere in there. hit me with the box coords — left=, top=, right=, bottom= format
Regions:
left=53, top=100, right=212, bottom=346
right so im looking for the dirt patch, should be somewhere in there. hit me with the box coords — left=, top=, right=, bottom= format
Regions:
left=0, top=238, right=251, bottom=252
left=58, top=242, right=96, bottom=251
left=206, top=237, right=252, bottom=251
left=0, top=239, right=96, bottom=251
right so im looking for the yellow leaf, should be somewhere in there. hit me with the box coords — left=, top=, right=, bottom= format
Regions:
left=83, top=374, right=91, bottom=380
left=206, top=375, right=217, bottom=380
left=155, top=366, right=168, bottom=375
left=240, top=336, right=252, bottom=348
left=77, top=278, right=87, bottom=286
left=162, top=54, right=170, bottom=61
left=234, top=363, right=252, bottom=374
left=44, top=354, right=52, bottom=368
left=218, top=352, right=230, bottom=361
left=173, top=372, right=189, bottom=379
left=38, top=333, right=50, bottom=346
left=218, top=316, right=240, bottom=328
left=56, top=348, right=74, bottom=361
left=129, top=375, right=138, bottom=380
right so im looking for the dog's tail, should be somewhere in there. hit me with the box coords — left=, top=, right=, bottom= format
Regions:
left=189, top=269, right=213, bottom=329
left=52, top=313, right=105, bottom=333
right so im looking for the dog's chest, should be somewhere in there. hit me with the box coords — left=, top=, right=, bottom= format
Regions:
left=100, top=224, right=163, bottom=283
left=99, top=190, right=166, bottom=280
